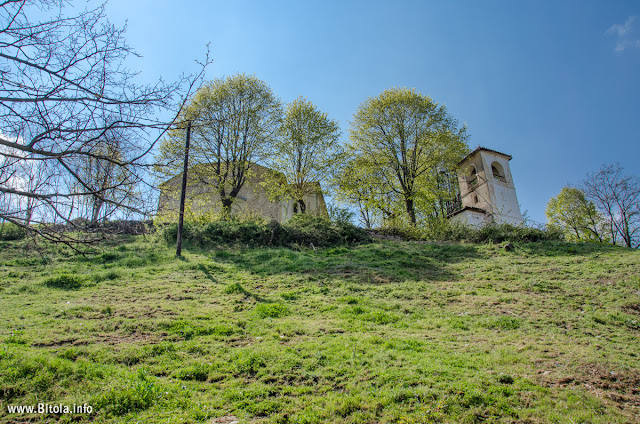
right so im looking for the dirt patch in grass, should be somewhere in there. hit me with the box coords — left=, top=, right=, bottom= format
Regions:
left=32, top=338, right=86, bottom=347
left=622, top=303, right=640, bottom=315
left=552, top=363, right=640, bottom=408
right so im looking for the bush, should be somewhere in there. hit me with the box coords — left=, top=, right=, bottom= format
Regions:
left=470, top=223, right=563, bottom=243
left=376, top=220, right=563, bottom=244
left=376, top=225, right=424, bottom=241
left=0, top=223, right=28, bottom=241
left=162, top=214, right=370, bottom=248
left=43, top=274, right=84, bottom=290
left=286, top=214, right=369, bottom=246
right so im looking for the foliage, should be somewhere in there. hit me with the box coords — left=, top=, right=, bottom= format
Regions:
left=156, top=74, right=282, bottom=218
left=0, top=222, right=28, bottom=241
left=546, top=187, right=609, bottom=243
left=43, top=274, right=84, bottom=290
left=263, top=97, right=342, bottom=213
left=161, top=214, right=370, bottom=248
left=341, top=87, right=469, bottom=226
left=327, top=204, right=356, bottom=225
left=377, top=220, right=563, bottom=243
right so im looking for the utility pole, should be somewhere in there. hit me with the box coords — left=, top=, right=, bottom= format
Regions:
left=176, top=121, right=191, bottom=257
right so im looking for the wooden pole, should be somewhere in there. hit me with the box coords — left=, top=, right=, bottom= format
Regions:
left=176, top=121, right=191, bottom=257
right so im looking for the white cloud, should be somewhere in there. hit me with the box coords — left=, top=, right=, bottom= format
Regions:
left=606, top=16, right=636, bottom=37
left=606, top=16, right=640, bottom=52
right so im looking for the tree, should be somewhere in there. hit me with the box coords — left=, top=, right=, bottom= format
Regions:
left=582, top=163, right=640, bottom=248
left=156, top=74, right=282, bottom=219
left=546, top=187, right=608, bottom=242
left=265, top=97, right=341, bottom=214
left=75, top=130, right=138, bottom=224
left=346, top=87, right=469, bottom=226
left=0, top=0, right=208, bottom=244
left=334, top=155, right=402, bottom=228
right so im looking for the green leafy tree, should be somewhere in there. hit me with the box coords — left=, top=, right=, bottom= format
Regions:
left=334, top=155, right=402, bottom=228
left=265, top=98, right=341, bottom=213
left=346, top=87, right=469, bottom=226
left=157, top=74, right=282, bottom=218
left=546, top=187, right=608, bottom=242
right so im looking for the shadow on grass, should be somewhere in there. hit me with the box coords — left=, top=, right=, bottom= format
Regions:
left=206, top=241, right=482, bottom=284
left=197, top=263, right=217, bottom=284
left=224, top=282, right=271, bottom=303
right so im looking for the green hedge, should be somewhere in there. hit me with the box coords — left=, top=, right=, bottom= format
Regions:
left=162, top=214, right=370, bottom=248
left=0, top=223, right=28, bottom=241
left=377, top=221, right=563, bottom=244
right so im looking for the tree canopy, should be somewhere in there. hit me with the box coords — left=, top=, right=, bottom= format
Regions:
left=341, top=87, right=469, bottom=227
left=264, top=97, right=342, bottom=213
left=156, top=74, right=282, bottom=218
left=546, top=187, right=608, bottom=243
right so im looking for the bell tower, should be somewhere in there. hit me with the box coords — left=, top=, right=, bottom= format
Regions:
left=449, top=147, right=524, bottom=226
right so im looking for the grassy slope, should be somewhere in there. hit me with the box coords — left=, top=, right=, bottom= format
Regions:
left=0, top=236, right=639, bottom=423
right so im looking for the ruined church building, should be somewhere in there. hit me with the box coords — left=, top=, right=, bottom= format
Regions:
left=449, top=147, right=524, bottom=226
left=157, top=147, right=524, bottom=227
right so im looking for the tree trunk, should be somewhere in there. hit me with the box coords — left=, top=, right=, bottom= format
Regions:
left=405, top=197, right=416, bottom=226
left=25, top=201, right=34, bottom=226
left=221, top=198, right=233, bottom=220
left=91, top=198, right=104, bottom=224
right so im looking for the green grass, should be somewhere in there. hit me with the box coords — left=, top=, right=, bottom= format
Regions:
left=0, top=236, right=639, bottom=423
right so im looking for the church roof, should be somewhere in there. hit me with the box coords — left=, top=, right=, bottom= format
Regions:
left=447, top=206, right=488, bottom=218
left=457, top=147, right=512, bottom=166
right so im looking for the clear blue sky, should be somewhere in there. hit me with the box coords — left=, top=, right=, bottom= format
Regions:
left=104, top=0, right=639, bottom=224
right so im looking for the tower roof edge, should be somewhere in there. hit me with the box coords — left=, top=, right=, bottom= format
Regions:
left=458, top=147, right=513, bottom=166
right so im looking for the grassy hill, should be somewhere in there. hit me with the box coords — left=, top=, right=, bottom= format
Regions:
left=0, top=236, right=639, bottom=423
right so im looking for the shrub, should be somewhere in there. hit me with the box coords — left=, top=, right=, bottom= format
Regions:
left=0, top=223, right=28, bottom=241
left=470, top=223, right=563, bottom=243
left=162, top=214, right=370, bottom=248
left=376, top=225, right=423, bottom=241
left=43, top=274, right=83, bottom=290
left=498, top=374, right=514, bottom=384
left=375, top=220, right=563, bottom=244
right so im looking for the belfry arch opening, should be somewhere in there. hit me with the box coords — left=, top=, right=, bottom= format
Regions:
left=491, top=161, right=506, bottom=183
left=466, top=165, right=478, bottom=189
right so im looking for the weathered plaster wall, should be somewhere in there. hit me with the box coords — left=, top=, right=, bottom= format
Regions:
left=455, top=149, right=524, bottom=226
left=449, top=209, right=491, bottom=227
left=157, top=165, right=327, bottom=223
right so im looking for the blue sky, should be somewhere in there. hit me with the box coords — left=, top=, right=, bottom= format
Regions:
left=104, top=0, right=640, bottom=224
